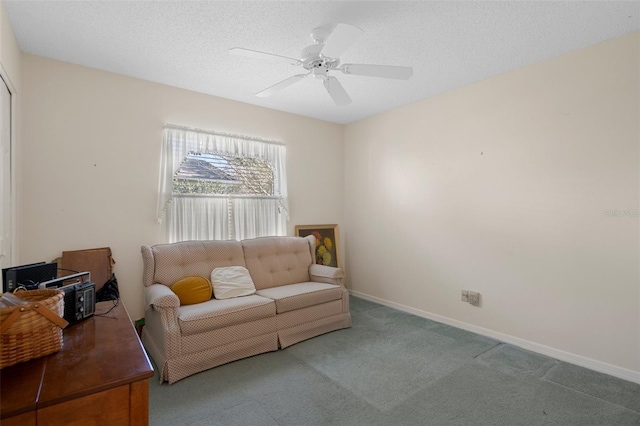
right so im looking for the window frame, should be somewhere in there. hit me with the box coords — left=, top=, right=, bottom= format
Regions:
left=157, top=126, right=288, bottom=242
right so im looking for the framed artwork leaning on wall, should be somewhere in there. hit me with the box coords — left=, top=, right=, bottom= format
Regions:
left=295, top=224, right=341, bottom=268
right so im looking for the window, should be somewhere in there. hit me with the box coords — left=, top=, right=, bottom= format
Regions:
left=173, top=152, right=274, bottom=196
left=157, top=126, right=288, bottom=242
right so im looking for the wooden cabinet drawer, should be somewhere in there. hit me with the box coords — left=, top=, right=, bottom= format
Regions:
left=37, top=385, right=129, bottom=426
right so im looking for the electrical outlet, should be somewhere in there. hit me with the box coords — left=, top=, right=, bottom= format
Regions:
left=461, top=290, right=469, bottom=303
left=468, top=291, right=480, bottom=307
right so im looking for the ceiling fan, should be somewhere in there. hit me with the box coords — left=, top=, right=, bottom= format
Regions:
left=229, top=23, right=413, bottom=106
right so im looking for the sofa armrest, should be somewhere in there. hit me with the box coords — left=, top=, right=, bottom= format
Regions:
left=309, top=264, right=345, bottom=286
left=141, top=245, right=155, bottom=287
left=144, top=284, right=181, bottom=362
left=145, top=284, right=180, bottom=310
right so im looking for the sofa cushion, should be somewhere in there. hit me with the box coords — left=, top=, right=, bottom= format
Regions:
left=177, top=295, right=276, bottom=336
left=171, top=276, right=212, bottom=305
left=149, top=240, right=246, bottom=287
left=256, top=282, right=343, bottom=314
left=211, top=266, right=256, bottom=300
left=242, top=237, right=313, bottom=290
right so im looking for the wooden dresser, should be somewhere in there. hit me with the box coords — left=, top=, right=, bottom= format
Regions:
left=1, top=300, right=154, bottom=425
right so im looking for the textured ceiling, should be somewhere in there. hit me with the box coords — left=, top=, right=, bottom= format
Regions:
left=4, top=1, right=640, bottom=124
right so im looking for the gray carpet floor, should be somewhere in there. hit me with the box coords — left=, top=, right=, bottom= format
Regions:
left=149, top=296, right=640, bottom=425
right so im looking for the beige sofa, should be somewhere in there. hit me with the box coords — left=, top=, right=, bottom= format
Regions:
left=141, top=236, right=351, bottom=384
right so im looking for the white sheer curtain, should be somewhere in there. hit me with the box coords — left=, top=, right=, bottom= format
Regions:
left=158, top=126, right=288, bottom=242
left=233, top=198, right=285, bottom=241
left=167, top=197, right=230, bottom=242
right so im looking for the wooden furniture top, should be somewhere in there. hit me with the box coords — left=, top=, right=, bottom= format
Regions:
left=1, top=300, right=154, bottom=419
left=0, top=357, right=46, bottom=416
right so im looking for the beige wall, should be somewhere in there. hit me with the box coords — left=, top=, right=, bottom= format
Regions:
left=0, top=0, right=21, bottom=265
left=20, top=54, right=344, bottom=320
left=344, top=32, right=640, bottom=378
left=0, top=2, right=20, bottom=86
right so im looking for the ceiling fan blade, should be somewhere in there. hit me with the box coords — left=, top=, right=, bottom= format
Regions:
left=255, top=74, right=306, bottom=98
left=229, top=48, right=300, bottom=65
left=323, top=77, right=352, bottom=106
left=320, top=23, right=363, bottom=59
left=341, top=64, right=413, bottom=80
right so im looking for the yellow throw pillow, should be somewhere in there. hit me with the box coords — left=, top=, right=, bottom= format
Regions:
left=171, top=276, right=212, bottom=305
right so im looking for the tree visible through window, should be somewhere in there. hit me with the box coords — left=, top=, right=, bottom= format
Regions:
left=173, top=152, right=274, bottom=196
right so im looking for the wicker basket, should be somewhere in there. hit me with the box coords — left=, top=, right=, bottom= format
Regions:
left=0, top=289, right=69, bottom=369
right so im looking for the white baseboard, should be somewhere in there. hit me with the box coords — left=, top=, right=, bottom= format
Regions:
left=349, top=290, right=640, bottom=385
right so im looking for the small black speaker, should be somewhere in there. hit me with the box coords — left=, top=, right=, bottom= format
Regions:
left=39, top=272, right=96, bottom=325
left=60, top=281, right=96, bottom=324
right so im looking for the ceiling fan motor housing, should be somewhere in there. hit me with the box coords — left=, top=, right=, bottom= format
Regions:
left=310, top=26, right=332, bottom=44
left=301, top=44, right=340, bottom=77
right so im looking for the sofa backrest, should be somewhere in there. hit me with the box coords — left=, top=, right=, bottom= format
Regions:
left=141, top=240, right=245, bottom=287
left=241, top=236, right=314, bottom=290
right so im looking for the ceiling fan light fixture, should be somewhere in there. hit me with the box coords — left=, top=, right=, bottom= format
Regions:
left=312, top=67, right=327, bottom=79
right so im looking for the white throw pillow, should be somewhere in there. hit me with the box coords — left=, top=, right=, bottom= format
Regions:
left=210, top=266, right=256, bottom=300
